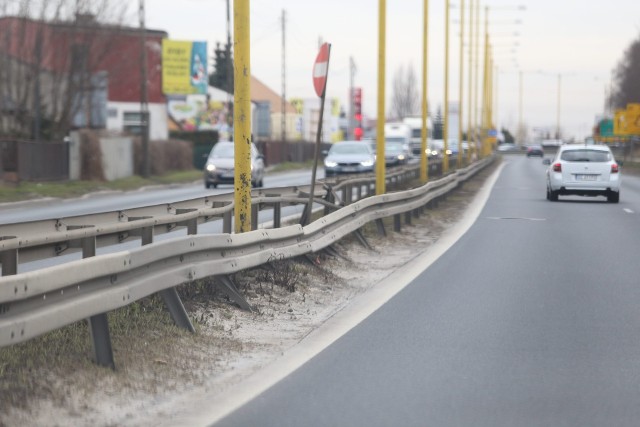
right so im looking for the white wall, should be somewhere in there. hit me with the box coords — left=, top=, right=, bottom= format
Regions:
left=106, top=102, right=169, bottom=140
left=99, top=137, right=134, bottom=181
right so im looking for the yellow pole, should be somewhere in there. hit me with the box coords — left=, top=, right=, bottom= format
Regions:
left=473, top=0, right=480, bottom=159
left=420, top=0, right=429, bottom=183
left=467, top=0, right=474, bottom=163
left=233, top=0, right=251, bottom=233
left=443, top=0, right=450, bottom=173
left=376, top=0, right=386, bottom=195
left=481, top=6, right=489, bottom=157
left=457, top=0, right=465, bottom=168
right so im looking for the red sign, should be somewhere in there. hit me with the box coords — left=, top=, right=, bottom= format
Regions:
left=313, top=43, right=331, bottom=98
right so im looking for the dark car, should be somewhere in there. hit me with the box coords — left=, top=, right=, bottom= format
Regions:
left=526, top=144, right=544, bottom=157
left=323, top=140, right=376, bottom=177
left=368, top=140, right=411, bottom=166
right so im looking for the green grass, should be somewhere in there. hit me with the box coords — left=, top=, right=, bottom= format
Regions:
left=0, top=170, right=203, bottom=204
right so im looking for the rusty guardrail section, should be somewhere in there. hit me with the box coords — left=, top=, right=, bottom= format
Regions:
left=0, top=157, right=490, bottom=367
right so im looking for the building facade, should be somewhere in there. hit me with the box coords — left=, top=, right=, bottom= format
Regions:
left=0, top=14, right=168, bottom=140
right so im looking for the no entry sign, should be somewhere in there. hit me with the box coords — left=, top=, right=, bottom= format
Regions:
left=313, top=43, right=331, bottom=98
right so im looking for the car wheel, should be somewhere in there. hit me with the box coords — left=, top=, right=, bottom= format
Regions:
left=548, top=188, right=559, bottom=201
left=205, top=182, right=211, bottom=189
left=213, top=183, right=218, bottom=189
left=607, top=191, right=620, bottom=203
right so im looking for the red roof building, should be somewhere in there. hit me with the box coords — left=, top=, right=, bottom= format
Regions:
left=0, top=14, right=168, bottom=139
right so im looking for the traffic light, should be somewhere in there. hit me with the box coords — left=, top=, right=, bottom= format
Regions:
left=353, top=87, right=362, bottom=140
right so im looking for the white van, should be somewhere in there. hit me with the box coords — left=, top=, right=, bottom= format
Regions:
left=402, top=116, right=433, bottom=156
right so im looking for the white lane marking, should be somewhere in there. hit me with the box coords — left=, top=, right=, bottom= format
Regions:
left=487, top=217, right=547, bottom=221
left=168, top=162, right=507, bottom=427
left=624, top=208, right=634, bottom=214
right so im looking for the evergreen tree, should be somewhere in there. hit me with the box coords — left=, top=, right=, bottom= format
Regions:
left=209, top=41, right=234, bottom=93
left=501, top=128, right=515, bottom=144
left=432, top=106, right=444, bottom=139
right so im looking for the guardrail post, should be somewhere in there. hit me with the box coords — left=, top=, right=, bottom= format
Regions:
left=79, top=236, right=115, bottom=369
left=273, top=202, right=281, bottom=228
left=375, top=218, right=386, bottom=236
left=218, top=275, right=253, bottom=311
left=140, top=230, right=195, bottom=333
left=345, top=185, right=353, bottom=205
left=394, top=214, right=402, bottom=232
left=251, top=203, right=259, bottom=230
left=223, top=210, right=232, bottom=234
left=405, top=211, right=412, bottom=225
left=88, top=312, right=115, bottom=369
left=0, top=249, right=18, bottom=276
left=356, top=185, right=362, bottom=201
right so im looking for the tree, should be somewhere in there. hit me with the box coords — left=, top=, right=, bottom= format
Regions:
left=501, top=127, right=515, bottom=144
left=432, top=106, right=443, bottom=139
left=610, top=31, right=640, bottom=109
left=209, top=41, right=234, bottom=93
left=390, top=63, right=419, bottom=120
left=0, top=0, right=129, bottom=140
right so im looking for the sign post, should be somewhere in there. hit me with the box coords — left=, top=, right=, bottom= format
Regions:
left=302, top=42, right=331, bottom=226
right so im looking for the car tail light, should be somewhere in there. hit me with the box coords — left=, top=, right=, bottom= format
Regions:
left=611, top=164, right=619, bottom=173
left=552, top=163, right=562, bottom=172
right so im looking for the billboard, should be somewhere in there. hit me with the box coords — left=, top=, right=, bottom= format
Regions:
left=167, top=95, right=232, bottom=138
left=162, top=40, right=208, bottom=95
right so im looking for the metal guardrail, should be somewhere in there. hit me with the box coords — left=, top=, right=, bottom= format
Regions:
left=0, top=157, right=489, bottom=367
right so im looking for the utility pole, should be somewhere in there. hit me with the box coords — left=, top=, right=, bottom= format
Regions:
left=443, top=0, right=450, bottom=173
left=348, top=56, right=356, bottom=140
left=556, top=73, right=561, bottom=139
left=139, top=0, right=150, bottom=178
left=226, top=0, right=233, bottom=133
left=281, top=9, right=286, bottom=143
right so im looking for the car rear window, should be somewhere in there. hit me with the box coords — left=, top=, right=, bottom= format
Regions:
left=560, top=149, right=610, bottom=162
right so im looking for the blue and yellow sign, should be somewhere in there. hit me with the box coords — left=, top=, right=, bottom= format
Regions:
left=162, top=40, right=208, bottom=95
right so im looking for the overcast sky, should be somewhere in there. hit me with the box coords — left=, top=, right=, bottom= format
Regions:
left=140, top=0, right=640, bottom=140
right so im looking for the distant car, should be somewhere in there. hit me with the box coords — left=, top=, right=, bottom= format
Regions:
left=323, top=140, right=376, bottom=176
left=498, top=143, right=518, bottom=153
left=368, top=140, right=411, bottom=166
left=526, top=144, right=544, bottom=157
left=545, top=144, right=620, bottom=203
left=203, top=141, right=265, bottom=188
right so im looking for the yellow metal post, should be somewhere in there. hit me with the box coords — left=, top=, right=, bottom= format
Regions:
left=376, top=0, right=386, bottom=195
left=473, top=0, right=480, bottom=157
left=457, top=0, right=465, bottom=168
left=421, top=0, right=429, bottom=183
left=467, top=0, right=474, bottom=163
left=443, top=0, right=450, bottom=173
left=233, top=0, right=251, bottom=233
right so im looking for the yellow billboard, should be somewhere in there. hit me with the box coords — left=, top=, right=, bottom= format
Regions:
left=614, top=109, right=629, bottom=135
left=162, top=40, right=208, bottom=95
left=626, top=103, right=640, bottom=134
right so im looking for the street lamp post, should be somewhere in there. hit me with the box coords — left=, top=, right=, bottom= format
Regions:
left=443, top=0, right=450, bottom=173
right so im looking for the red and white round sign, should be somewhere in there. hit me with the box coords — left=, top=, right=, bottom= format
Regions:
left=312, top=43, right=331, bottom=98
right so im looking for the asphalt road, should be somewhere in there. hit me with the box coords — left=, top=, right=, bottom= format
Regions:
left=0, top=168, right=323, bottom=224
left=214, top=155, right=640, bottom=427
left=0, top=169, right=328, bottom=274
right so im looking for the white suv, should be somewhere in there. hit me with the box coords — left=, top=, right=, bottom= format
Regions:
left=545, top=144, right=621, bottom=203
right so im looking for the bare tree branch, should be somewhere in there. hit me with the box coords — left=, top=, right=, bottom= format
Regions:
left=391, top=63, right=419, bottom=121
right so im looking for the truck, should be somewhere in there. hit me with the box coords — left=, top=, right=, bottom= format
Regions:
left=402, top=116, right=433, bottom=156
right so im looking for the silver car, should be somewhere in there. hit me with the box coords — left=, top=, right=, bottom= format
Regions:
left=204, top=141, right=265, bottom=188
left=323, top=140, right=376, bottom=177
left=545, top=144, right=621, bottom=203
